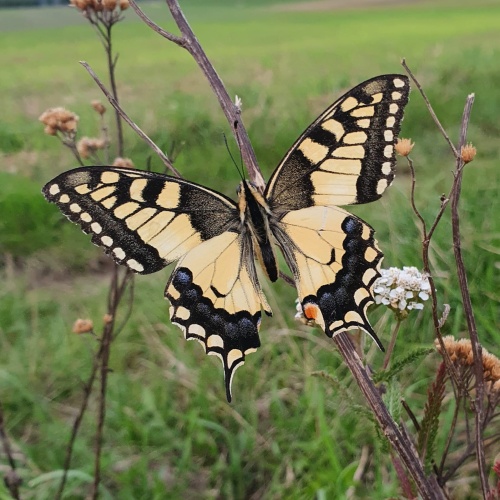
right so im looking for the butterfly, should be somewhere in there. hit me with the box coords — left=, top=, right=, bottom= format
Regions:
left=43, top=75, right=410, bottom=401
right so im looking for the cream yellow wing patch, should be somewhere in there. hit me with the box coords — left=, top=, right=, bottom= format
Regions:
left=165, top=231, right=271, bottom=402
left=274, top=205, right=384, bottom=348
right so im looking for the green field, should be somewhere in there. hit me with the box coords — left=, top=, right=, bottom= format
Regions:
left=1, top=1, right=500, bottom=498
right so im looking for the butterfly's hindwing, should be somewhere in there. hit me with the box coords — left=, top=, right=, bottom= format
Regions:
left=165, top=231, right=271, bottom=402
left=43, top=167, right=239, bottom=274
left=265, top=75, right=410, bottom=212
left=273, top=205, right=383, bottom=348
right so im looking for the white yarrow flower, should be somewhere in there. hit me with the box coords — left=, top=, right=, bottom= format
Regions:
left=373, top=266, right=431, bottom=318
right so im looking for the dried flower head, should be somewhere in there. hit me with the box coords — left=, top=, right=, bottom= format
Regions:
left=39, top=107, right=79, bottom=137
left=69, top=0, right=88, bottom=10
left=119, top=0, right=129, bottom=9
left=72, top=318, right=94, bottom=334
left=91, top=100, right=106, bottom=115
left=77, top=136, right=106, bottom=159
left=112, top=157, right=134, bottom=169
left=102, top=0, right=117, bottom=9
left=395, top=138, right=414, bottom=157
left=103, top=313, right=113, bottom=324
left=435, top=336, right=500, bottom=394
left=460, top=143, right=476, bottom=164
left=373, top=266, right=430, bottom=319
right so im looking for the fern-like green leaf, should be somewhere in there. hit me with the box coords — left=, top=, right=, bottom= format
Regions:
left=417, top=362, right=446, bottom=472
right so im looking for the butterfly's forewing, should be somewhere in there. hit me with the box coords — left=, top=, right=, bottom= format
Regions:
left=265, top=75, right=410, bottom=213
left=274, top=205, right=383, bottom=347
left=42, top=167, right=239, bottom=274
left=166, top=231, right=271, bottom=402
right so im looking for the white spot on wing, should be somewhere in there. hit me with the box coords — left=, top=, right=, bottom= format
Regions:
left=49, top=184, right=60, bottom=195
left=389, top=103, right=399, bottom=114
left=392, top=91, right=402, bottom=100
left=113, top=247, right=126, bottom=260
left=384, top=145, right=393, bottom=158
left=188, top=324, right=206, bottom=338
left=377, top=179, right=388, bottom=194
left=176, top=306, right=190, bottom=321
left=80, top=212, right=92, bottom=222
left=381, top=162, right=392, bottom=175
left=59, top=194, right=70, bottom=203
left=386, top=116, right=396, bottom=127
left=70, top=203, right=81, bottom=213
left=384, top=130, right=394, bottom=141
left=393, top=78, right=405, bottom=88
left=101, top=235, right=113, bottom=247
left=91, top=222, right=102, bottom=234
left=127, top=259, right=144, bottom=273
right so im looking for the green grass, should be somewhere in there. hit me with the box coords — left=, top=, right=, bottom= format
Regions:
left=1, top=1, right=500, bottom=498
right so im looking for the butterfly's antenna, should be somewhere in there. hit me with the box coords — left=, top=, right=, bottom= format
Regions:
left=223, top=131, right=245, bottom=181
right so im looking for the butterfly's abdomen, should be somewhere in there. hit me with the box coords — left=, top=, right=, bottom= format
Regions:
left=239, top=181, right=279, bottom=282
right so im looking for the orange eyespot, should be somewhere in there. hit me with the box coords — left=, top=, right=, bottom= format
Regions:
left=303, top=303, right=319, bottom=320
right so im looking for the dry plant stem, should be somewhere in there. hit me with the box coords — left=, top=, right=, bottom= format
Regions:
left=128, top=0, right=266, bottom=189
left=80, top=61, right=181, bottom=177
left=407, top=157, right=461, bottom=391
left=449, top=94, right=490, bottom=497
left=91, top=268, right=133, bottom=500
left=54, top=347, right=102, bottom=500
left=401, top=60, right=458, bottom=158
left=0, top=402, right=21, bottom=500
left=334, top=333, right=446, bottom=499
left=382, top=318, right=402, bottom=370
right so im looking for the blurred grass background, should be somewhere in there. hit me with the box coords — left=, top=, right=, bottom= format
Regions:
left=0, top=0, right=499, bottom=498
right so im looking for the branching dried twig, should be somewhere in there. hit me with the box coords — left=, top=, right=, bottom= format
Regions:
left=128, top=0, right=266, bottom=189
left=448, top=94, right=490, bottom=497
left=80, top=61, right=180, bottom=177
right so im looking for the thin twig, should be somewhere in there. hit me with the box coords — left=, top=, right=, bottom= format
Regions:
left=382, top=318, right=402, bottom=370
left=128, top=0, right=266, bottom=189
left=402, top=59, right=458, bottom=158
left=79, top=61, right=181, bottom=177
left=448, top=94, right=489, bottom=497
left=54, top=346, right=102, bottom=500
left=406, top=154, right=461, bottom=390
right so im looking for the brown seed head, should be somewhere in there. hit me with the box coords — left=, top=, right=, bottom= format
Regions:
left=119, top=0, right=129, bottom=9
left=77, top=136, right=107, bottom=159
left=69, top=0, right=88, bottom=10
left=460, top=143, right=476, bottom=164
left=72, top=318, right=94, bottom=334
left=395, top=137, right=414, bottom=157
left=91, top=100, right=106, bottom=115
left=112, top=157, right=135, bottom=169
left=39, top=107, right=79, bottom=135
left=102, top=0, right=117, bottom=10
left=103, top=313, right=113, bottom=324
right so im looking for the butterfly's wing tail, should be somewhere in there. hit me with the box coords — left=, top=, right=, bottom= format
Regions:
left=165, top=231, right=272, bottom=402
